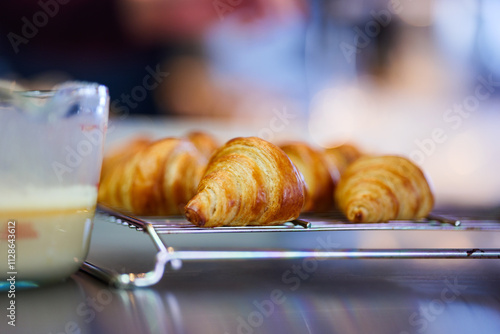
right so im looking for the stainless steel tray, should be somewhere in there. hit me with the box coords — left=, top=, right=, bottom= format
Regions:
left=81, top=205, right=500, bottom=289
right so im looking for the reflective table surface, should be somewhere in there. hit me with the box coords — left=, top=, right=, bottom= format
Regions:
left=3, top=211, right=500, bottom=334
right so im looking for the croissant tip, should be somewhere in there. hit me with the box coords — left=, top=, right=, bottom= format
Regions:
left=185, top=206, right=206, bottom=227
left=347, top=205, right=368, bottom=223
left=354, top=211, right=364, bottom=222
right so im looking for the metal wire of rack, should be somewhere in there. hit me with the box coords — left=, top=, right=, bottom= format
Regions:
left=80, top=205, right=500, bottom=289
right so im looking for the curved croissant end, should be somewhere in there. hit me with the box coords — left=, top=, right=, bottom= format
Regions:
left=185, top=137, right=306, bottom=227
left=335, top=155, right=434, bottom=223
left=280, top=141, right=338, bottom=212
left=99, top=137, right=207, bottom=215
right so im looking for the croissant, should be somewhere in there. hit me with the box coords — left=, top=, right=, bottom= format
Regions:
left=335, top=155, right=434, bottom=223
left=186, top=131, right=219, bottom=159
left=98, top=137, right=207, bottom=215
left=324, top=143, right=363, bottom=175
left=99, top=136, right=152, bottom=182
left=280, top=142, right=339, bottom=212
left=185, top=137, right=306, bottom=227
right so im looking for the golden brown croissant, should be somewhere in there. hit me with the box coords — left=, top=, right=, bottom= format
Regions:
left=280, top=142, right=339, bottom=212
left=186, top=131, right=219, bottom=159
left=185, top=137, right=306, bottom=227
left=324, top=143, right=363, bottom=175
left=98, top=137, right=207, bottom=215
left=100, top=136, right=152, bottom=182
left=335, top=155, right=434, bottom=223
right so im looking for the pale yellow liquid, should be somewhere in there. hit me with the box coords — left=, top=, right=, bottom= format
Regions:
left=0, top=186, right=97, bottom=284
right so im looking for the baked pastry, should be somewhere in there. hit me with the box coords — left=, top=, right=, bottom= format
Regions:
left=98, top=137, right=207, bottom=215
left=185, top=137, right=306, bottom=227
left=186, top=131, right=219, bottom=159
left=335, top=155, right=434, bottom=223
left=324, top=143, right=362, bottom=175
left=280, top=142, right=339, bottom=212
left=100, top=136, right=152, bottom=182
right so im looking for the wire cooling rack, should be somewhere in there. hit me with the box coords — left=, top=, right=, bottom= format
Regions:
left=80, top=205, right=500, bottom=289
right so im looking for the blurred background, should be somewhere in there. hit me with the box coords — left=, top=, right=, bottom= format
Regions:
left=1, top=0, right=499, bottom=209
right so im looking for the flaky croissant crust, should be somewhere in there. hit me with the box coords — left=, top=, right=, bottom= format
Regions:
left=185, top=137, right=306, bottom=227
left=98, top=137, right=206, bottom=215
left=335, top=155, right=434, bottom=223
left=323, top=143, right=363, bottom=175
left=186, top=131, right=219, bottom=159
left=280, top=142, right=338, bottom=212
